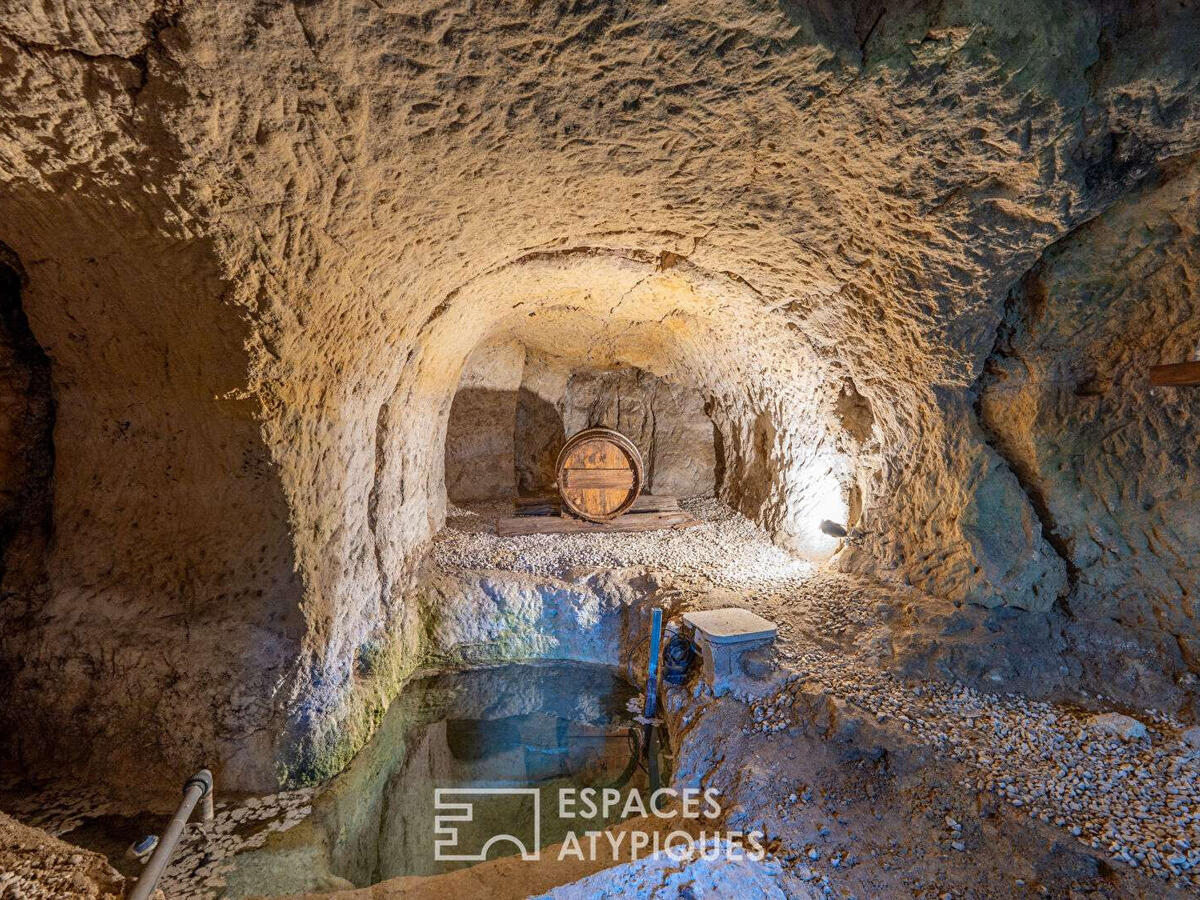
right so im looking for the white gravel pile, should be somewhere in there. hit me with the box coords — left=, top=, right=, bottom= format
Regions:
left=754, top=648, right=1200, bottom=886
left=0, top=780, right=116, bottom=839
left=533, top=837, right=813, bottom=899
left=438, top=499, right=1200, bottom=888
left=434, top=498, right=814, bottom=588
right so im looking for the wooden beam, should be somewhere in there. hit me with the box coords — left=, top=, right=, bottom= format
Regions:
left=1150, top=361, right=1200, bottom=387
left=496, top=509, right=700, bottom=536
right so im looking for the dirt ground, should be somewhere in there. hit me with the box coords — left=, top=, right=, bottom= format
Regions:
left=0, top=810, right=124, bottom=899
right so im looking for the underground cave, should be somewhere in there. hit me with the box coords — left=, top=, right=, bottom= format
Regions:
left=1, top=1, right=1200, bottom=898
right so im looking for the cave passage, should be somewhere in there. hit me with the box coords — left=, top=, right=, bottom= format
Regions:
left=1, top=1, right=1199, bottom=898
left=445, top=352, right=721, bottom=505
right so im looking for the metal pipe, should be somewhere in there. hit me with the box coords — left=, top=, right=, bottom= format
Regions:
left=641, top=608, right=663, bottom=752
left=128, top=769, right=212, bottom=900
left=200, top=783, right=214, bottom=824
left=642, top=608, right=664, bottom=792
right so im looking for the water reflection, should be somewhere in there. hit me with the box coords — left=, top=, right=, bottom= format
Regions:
left=223, top=661, right=663, bottom=895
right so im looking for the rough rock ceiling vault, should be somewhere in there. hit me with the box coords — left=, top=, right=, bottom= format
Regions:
left=0, top=0, right=1198, bottom=789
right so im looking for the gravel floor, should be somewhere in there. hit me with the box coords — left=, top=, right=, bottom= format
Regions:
left=0, top=777, right=314, bottom=900
left=437, top=498, right=1200, bottom=889
left=435, top=497, right=816, bottom=587
left=5, top=498, right=1197, bottom=895
left=746, top=659, right=1200, bottom=885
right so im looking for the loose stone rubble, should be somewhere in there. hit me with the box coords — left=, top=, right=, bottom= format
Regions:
left=434, top=498, right=815, bottom=586
left=532, top=838, right=813, bottom=899
left=0, top=811, right=123, bottom=900
left=156, top=790, right=316, bottom=900
left=744, top=666, right=1200, bottom=885
left=0, top=781, right=313, bottom=900
left=3, top=499, right=1198, bottom=896
left=1087, top=713, right=1150, bottom=743
left=434, top=499, right=1200, bottom=890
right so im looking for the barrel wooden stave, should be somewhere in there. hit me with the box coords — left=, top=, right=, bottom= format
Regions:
left=555, top=427, right=644, bottom=522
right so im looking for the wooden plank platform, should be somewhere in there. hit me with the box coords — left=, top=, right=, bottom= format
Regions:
left=515, top=494, right=680, bottom=516
left=496, top=509, right=700, bottom=536
left=497, top=494, right=699, bottom=536
left=1150, top=361, right=1200, bottom=387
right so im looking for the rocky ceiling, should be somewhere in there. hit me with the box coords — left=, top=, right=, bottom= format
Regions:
left=0, top=0, right=1197, bottom=792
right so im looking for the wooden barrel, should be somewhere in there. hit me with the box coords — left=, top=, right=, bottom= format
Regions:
left=555, top=427, right=645, bottom=522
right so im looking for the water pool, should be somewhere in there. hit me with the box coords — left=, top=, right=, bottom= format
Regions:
left=222, top=661, right=664, bottom=897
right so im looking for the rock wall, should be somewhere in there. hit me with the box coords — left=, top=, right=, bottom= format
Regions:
left=559, top=368, right=717, bottom=499
left=514, top=354, right=570, bottom=498
left=0, top=16, right=308, bottom=792
left=418, top=565, right=660, bottom=670
left=977, top=153, right=1200, bottom=712
left=2, top=227, right=308, bottom=793
left=514, top=362, right=717, bottom=499
left=0, top=256, right=55, bottom=768
left=448, top=349, right=718, bottom=502
left=0, top=257, right=53, bottom=607
left=1, top=0, right=1200, bottom=793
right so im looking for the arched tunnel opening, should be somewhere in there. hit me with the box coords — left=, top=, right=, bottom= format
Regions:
left=2, top=2, right=1200, bottom=898
left=445, top=349, right=722, bottom=506
left=406, top=248, right=854, bottom=565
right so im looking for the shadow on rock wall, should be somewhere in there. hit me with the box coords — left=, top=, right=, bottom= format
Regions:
left=515, top=387, right=565, bottom=497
